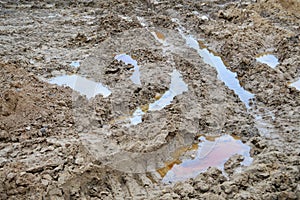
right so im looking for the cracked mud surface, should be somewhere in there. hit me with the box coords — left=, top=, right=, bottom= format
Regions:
left=0, top=0, right=299, bottom=199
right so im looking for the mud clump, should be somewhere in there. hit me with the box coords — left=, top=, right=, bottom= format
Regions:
left=0, top=0, right=299, bottom=199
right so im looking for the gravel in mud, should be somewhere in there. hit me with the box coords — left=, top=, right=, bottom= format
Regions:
left=0, top=0, right=299, bottom=199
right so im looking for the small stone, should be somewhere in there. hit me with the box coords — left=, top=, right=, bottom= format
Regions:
left=39, top=128, right=47, bottom=136
left=154, top=93, right=161, bottom=100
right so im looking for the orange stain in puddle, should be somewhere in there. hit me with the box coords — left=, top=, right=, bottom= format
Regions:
left=158, top=135, right=252, bottom=183
left=155, top=31, right=166, bottom=40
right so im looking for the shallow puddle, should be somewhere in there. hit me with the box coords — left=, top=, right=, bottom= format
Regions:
left=256, top=53, right=279, bottom=68
left=182, top=34, right=254, bottom=108
left=130, top=108, right=145, bottom=125
left=289, top=79, right=300, bottom=90
left=70, top=61, right=80, bottom=68
left=149, top=70, right=188, bottom=111
left=115, top=54, right=141, bottom=85
left=48, top=75, right=111, bottom=99
left=127, top=69, right=188, bottom=125
left=157, top=134, right=252, bottom=183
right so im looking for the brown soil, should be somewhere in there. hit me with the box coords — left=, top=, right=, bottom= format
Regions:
left=0, top=0, right=299, bottom=199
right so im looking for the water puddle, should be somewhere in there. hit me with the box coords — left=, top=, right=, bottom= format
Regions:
left=181, top=33, right=254, bottom=108
left=256, top=53, right=279, bottom=68
left=251, top=105, right=278, bottom=139
left=70, top=61, right=80, bottom=68
left=127, top=69, right=188, bottom=125
left=157, top=134, right=252, bottom=183
left=289, top=79, right=300, bottom=90
left=48, top=75, right=111, bottom=99
left=149, top=70, right=188, bottom=111
left=130, top=107, right=145, bottom=125
left=115, top=54, right=141, bottom=85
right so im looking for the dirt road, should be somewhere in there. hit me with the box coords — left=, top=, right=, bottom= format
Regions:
left=0, top=0, right=299, bottom=199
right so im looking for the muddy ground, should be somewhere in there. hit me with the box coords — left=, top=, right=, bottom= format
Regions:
left=0, top=0, right=299, bottom=199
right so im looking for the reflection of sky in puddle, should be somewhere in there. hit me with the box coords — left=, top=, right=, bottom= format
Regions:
left=70, top=61, right=80, bottom=68
left=182, top=34, right=254, bottom=108
left=48, top=75, right=111, bottom=99
left=158, top=135, right=252, bottom=183
left=128, top=70, right=188, bottom=125
left=290, top=79, right=300, bottom=90
left=115, top=54, right=141, bottom=85
left=149, top=70, right=188, bottom=111
left=256, top=54, right=279, bottom=68
left=130, top=108, right=144, bottom=125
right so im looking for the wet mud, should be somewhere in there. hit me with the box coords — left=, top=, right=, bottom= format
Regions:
left=0, top=0, right=299, bottom=199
